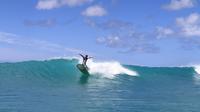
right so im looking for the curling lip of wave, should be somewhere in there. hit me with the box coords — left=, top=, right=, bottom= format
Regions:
left=193, top=65, right=200, bottom=74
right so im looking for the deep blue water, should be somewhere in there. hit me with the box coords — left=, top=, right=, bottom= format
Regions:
left=0, top=59, right=200, bottom=112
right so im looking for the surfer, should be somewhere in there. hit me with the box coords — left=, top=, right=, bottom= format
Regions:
left=79, top=54, right=92, bottom=66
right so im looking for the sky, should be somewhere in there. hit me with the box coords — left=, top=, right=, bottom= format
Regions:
left=0, top=0, right=200, bottom=66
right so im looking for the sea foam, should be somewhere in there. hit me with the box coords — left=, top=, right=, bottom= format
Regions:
left=82, top=59, right=138, bottom=79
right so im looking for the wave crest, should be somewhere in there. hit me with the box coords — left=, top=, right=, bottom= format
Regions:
left=82, top=59, right=138, bottom=79
left=193, top=65, right=200, bottom=74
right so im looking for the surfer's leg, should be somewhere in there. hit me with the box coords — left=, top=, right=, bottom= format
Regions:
left=83, top=60, right=86, bottom=65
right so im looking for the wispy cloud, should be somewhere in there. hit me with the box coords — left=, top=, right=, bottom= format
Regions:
left=156, top=26, right=174, bottom=39
left=96, top=35, right=121, bottom=47
left=85, top=19, right=132, bottom=31
left=24, top=19, right=56, bottom=27
left=89, top=19, right=159, bottom=53
left=36, top=0, right=93, bottom=10
left=0, top=32, right=17, bottom=44
left=97, top=34, right=159, bottom=53
left=176, top=13, right=200, bottom=37
left=0, top=32, right=83, bottom=54
left=162, top=0, right=195, bottom=11
left=82, top=5, right=107, bottom=17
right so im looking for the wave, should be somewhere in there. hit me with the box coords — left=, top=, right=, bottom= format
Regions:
left=48, top=57, right=138, bottom=78
left=0, top=57, right=199, bottom=83
left=0, top=58, right=138, bottom=81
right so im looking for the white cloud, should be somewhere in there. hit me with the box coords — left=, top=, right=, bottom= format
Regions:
left=82, top=5, right=107, bottom=17
left=96, top=37, right=106, bottom=43
left=36, top=0, right=59, bottom=10
left=156, top=13, right=200, bottom=38
left=163, top=0, right=195, bottom=10
left=156, top=26, right=174, bottom=38
left=154, top=13, right=200, bottom=50
left=97, top=36, right=120, bottom=47
left=36, top=0, right=93, bottom=10
left=176, top=13, right=200, bottom=37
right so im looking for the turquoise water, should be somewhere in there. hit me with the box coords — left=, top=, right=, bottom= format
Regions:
left=0, top=59, right=200, bottom=112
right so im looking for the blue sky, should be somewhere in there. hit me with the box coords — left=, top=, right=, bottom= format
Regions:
left=0, top=0, right=200, bottom=66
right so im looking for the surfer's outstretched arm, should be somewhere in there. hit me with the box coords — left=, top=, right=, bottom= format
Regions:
left=79, top=54, right=84, bottom=58
left=88, top=57, right=93, bottom=59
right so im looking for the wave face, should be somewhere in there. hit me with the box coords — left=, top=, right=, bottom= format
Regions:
left=0, top=59, right=197, bottom=83
left=0, top=59, right=138, bottom=85
left=0, top=59, right=81, bottom=86
left=0, top=59, right=200, bottom=112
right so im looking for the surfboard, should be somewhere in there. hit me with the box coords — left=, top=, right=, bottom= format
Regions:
left=76, top=64, right=89, bottom=75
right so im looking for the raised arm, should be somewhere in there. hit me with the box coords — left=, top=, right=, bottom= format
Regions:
left=79, top=54, right=84, bottom=58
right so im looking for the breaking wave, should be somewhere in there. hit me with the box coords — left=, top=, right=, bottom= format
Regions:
left=86, top=60, right=138, bottom=78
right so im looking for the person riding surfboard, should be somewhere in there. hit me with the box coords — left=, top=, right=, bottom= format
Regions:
left=77, top=54, right=92, bottom=75
left=79, top=54, right=92, bottom=67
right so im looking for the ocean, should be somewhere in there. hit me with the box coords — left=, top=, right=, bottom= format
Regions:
left=0, top=58, right=200, bottom=112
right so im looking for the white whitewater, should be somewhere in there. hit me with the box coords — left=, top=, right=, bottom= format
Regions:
left=194, top=65, right=200, bottom=74
left=86, top=59, right=138, bottom=79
